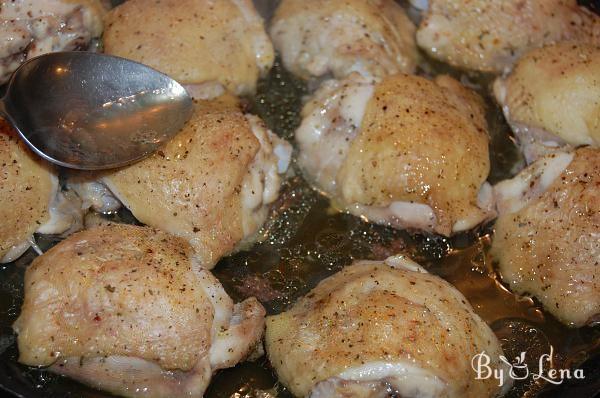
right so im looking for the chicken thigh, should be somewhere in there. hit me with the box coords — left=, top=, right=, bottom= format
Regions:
left=69, top=96, right=291, bottom=269
left=266, top=255, right=511, bottom=398
left=0, top=0, right=106, bottom=83
left=494, top=42, right=600, bottom=163
left=416, top=0, right=600, bottom=73
left=491, top=147, right=599, bottom=327
left=0, top=120, right=81, bottom=263
left=13, top=224, right=266, bottom=398
left=296, top=73, right=494, bottom=236
left=103, top=0, right=273, bottom=96
left=270, top=0, right=418, bottom=80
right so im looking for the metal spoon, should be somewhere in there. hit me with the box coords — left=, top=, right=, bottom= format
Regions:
left=0, top=52, right=193, bottom=170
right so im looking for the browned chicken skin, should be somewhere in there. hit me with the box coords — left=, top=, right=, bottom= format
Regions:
left=0, top=120, right=81, bottom=263
left=14, top=224, right=266, bottom=398
left=491, top=147, right=600, bottom=327
left=417, top=0, right=600, bottom=73
left=6, top=1, right=598, bottom=397
left=69, top=97, right=291, bottom=269
left=296, top=73, right=494, bottom=236
left=104, top=0, right=274, bottom=95
left=494, top=42, right=600, bottom=163
left=266, top=256, right=511, bottom=397
left=270, top=0, right=418, bottom=80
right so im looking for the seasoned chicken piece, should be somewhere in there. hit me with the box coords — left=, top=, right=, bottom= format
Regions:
left=416, top=0, right=600, bottom=73
left=0, top=0, right=106, bottom=84
left=265, top=255, right=511, bottom=398
left=270, top=0, right=418, bottom=80
left=69, top=96, right=291, bottom=269
left=491, top=147, right=600, bottom=327
left=104, top=0, right=273, bottom=95
left=13, top=224, right=266, bottom=398
left=296, top=73, right=494, bottom=236
left=0, top=120, right=81, bottom=263
left=494, top=43, right=600, bottom=163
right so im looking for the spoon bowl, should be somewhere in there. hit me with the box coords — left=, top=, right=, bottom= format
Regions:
left=0, top=52, right=193, bottom=170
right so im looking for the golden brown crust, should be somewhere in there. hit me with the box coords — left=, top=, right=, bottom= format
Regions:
left=14, top=224, right=213, bottom=370
left=0, top=120, right=55, bottom=259
left=266, top=260, right=506, bottom=397
left=101, top=98, right=260, bottom=268
left=499, top=42, right=600, bottom=147
left=492, top=147, right=600, bottom=327
left=103, top=0, right=273, bottom=94
left=337, top=74, right=490, bottom=235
